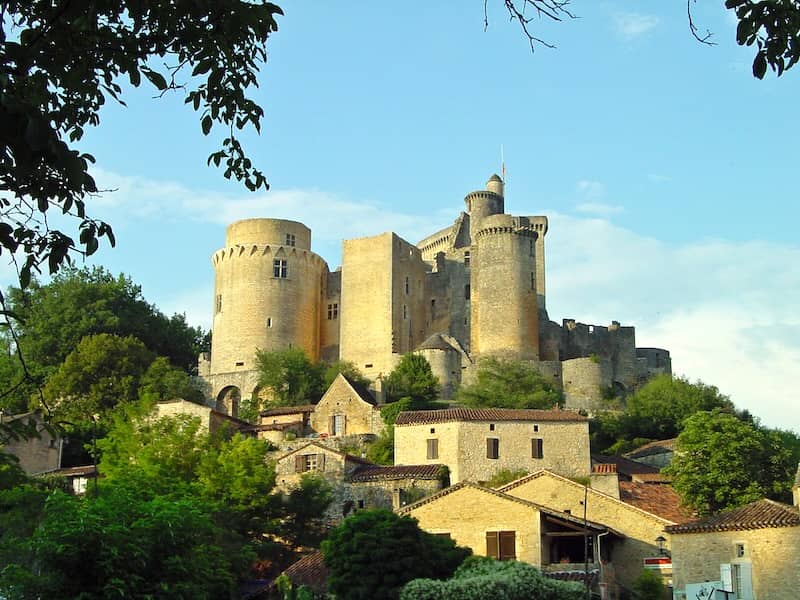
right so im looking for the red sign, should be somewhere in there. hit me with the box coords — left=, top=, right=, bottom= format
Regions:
left=643, top=557, right=672, bottom=570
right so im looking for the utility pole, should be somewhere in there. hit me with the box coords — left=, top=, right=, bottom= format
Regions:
left=583, top=484, right=590, bottom=599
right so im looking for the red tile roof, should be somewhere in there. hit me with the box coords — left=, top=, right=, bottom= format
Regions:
left=592, top=463, right=617, bottom=474
left=279, top=551, right=328, bottom=595
left=591, top=453, right=661, bottom=479
left=618, top=481, right=694, bottom=523
left=348, top=464, right=444, bottom=482
left=665, top=499, right=800, bottom=534
left=395, top=407, right=587, bottom=426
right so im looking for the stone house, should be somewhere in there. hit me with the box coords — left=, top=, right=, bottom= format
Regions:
left=497, top=468, right=692, bottom=596
left=0, top=410, right=62, bottom=474
left=308, top=373, right=383, bottom=437
left=251, top=404, right=315, bottom=445
left=155, top=398, right=252, bottom=435
left=393, top=407, right=590, bottom=484
left=397, top=482, right=619, bottom=582
left=665, top=497, right=800, bottom=600
left=275, top=441, right=444, bottom=522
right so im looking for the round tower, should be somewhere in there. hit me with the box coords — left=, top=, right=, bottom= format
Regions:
left=470, top=214, right=539, bottom=360
left=209, top=218, right=328, bottom=378
left=465, top=174, right=505, bottom=241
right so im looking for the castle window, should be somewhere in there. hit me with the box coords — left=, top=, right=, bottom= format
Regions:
left=530, top=239, right=534, bottom=257
left=273, top=259, right=288, bottom=278
left=215, top=294, right=222, bottom=313
left=533, top=424, right=539, bottom=432
left=464, top=251, right=470, bottom=267
left=532, top=438, right=544, bottom=459
left=487, top=438, right=499, bottom=459
left=266, top=317, right=273, bottom=328
left=465, top=284, right=470, bottom=300
left=405, top=276, right=410, bottom=295
left=489, top=423, right=495, bottom=431
left=403, top=304, right=407, bottom=320
left=327, top=303, right=339, bottom=320
left=427, top=439, right=439, bottom=459
left=235, top=361, right=244, bottom=367
left=285, top=233, right=296, bottom=247
left=531, top=272, right=535, bottom=291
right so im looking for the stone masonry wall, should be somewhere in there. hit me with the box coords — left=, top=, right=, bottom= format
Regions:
left=562, top=356, right=613, bottom=411
left=670, top=526, right=800, bottom=600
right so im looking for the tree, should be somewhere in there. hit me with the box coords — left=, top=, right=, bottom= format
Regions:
left=322, top=509, right=471, bottom=600
left=323, top=360, right=370, bottom=389
left=254, top=348, right=326, bottom=408
left=666, top=409, right=795, bottom=515
left=457, top=356, right=562, bottom=410
left=400, top=555, right=584, bottom=600
left=42, top=333, right=155, bottom=423
left=138, top=356, right=206, bottom=405
left=632, top=568, right=666, bottom=600
left=278, top=472, right=334, bottom=548
left=0, top=1, right=280, bottom=293
left=383, top=354, right=440, bottom=406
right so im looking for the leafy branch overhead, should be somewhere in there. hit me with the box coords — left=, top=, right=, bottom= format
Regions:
left=1, top=1, right=281, bottom=287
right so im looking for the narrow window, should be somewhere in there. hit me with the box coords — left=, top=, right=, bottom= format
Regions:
left=235, top=361, right=244, bottom=367
left=215, top=294, right=222, bottom=313
left=285, top=233, right=296, bottom=246
left=464, top=251, right=470, bottom=266
left=465, top=284, right=470, bottom=300
left=405, top=276, right=409, bottom=295
left=531, top=272, right=535, bottom=291
left=430, top=299, right=436, bottom=319
left=403, top=304, right=407, bottom=320
left=273, top=258, right=288, bottom=278
left=532, top=438, right=544, bottom=459
left=487, top=438, right=499, bottom=459
left=357, top=499, right=365, bottom=509
left=427, top=439, right=439, bottom=460
left=327, top=303, right=339, bottom=320
left=266, top=317, right=272, bottom=328
left=529, top=239, right=534, bottom=256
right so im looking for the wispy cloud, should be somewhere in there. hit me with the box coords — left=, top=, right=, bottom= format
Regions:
left=576, top=180, right=606, bottom=199
left=615, top=13, right=660, bottom=38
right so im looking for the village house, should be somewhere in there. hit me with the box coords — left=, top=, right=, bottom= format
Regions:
left=308, top=373, right=383, bottom=437
left=0, top=410, right=62, bottom=475
left=155, top=398, right=252, bottom=435
left=393, top=407, right=590, bottom=484
left=275, top=441, right=444, bottom=522
left=665, top=482, right=800, bottom=600
left=496, top=467, right=691, bottom=597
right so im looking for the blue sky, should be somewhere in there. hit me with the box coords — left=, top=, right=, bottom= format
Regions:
left=6, top=2, right=799, bottom=431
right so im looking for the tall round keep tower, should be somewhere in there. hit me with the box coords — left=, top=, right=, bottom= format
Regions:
left=470, top=214, right=540, bottom=360
left=465, top=174, right=505, bottom=241
left=209, top=218, right=328, bottom=377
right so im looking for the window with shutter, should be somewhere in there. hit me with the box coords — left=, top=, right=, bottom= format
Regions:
left=427, top=439, right=438, bottom=459
left=295, top=455, right=306, bottom=473
left=499, top=531, right=516, bottom=560
left=487, top=438, right=499, bottom=459
left=317, top=453, right=326, bottom=472
left=486, top=531, right=499, bottom=559
left=532, top=438, right=543, bottom=459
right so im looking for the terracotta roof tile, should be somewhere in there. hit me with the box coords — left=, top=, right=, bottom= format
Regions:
left=348, top=464, right=444, bottom=482
left=259, top=404, right=316, bottom=417
left=395, top=407, right=586, bottom=426
left=624, top=438, right=677, bottom=459
left=592, top=463, right=617, bottom=474
left=591, top=453, right=660, bottom=479
left=280, top=551, right=328, bottom=594
left=665, top=499, right=800, bottom=534
left=619, top=481, right=694, bottom=523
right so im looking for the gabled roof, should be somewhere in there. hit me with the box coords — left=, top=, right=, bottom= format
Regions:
left=276, top=551, right=328, bottom=595
left=348, top=464, right=444, bottom=482
left=665, top=499, right=800, bottom=534
left=319, top=373, right=376, bottom=406
left=276, top=440, right=373, bottom=466
left=416, top=333, right=457, bottom=352
left=49, top=465, right=97, bottom=478
left=395, top=407, right=586, bottom=426
left=397, top=481, right=621, bottom=536
left=624, top=438, right=677, bottom=459
left=498, top=469, right=676, bottom=525
left=619, top=481, right=693, bottom=523
left=259, top=404, right=316, bottom=417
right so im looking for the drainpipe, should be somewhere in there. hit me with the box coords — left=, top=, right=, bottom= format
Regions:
left=596, top=530, right=610, bottom=591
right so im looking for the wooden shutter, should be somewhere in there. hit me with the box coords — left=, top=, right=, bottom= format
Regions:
left=328, top=416, right=335, bottom=435
left=532, top=438, right=543, bottom=459
left=341, top=415, right=347, bottom=435
left=499, top=531, right=516, bottom=560
left=485, top=531, right=499, bottom=559
left=318, top=453, right=326, bottom=472
left=427, top=439, right=438, bottom=459
left=487, top=438, right=499, bottom=459
left=295, top=454, right=306, bottom=473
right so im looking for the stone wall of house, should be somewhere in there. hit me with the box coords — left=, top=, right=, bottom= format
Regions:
left=2, top=415, right=60, bottom=475
left=310, top=389, right=383, bottom=437
left=404, top=485, right=543, bottom=564
left=504, top=473, right=673, bottom=593
left=670, top=526, right=800, bottom=600
left=394, top=419, right=590, bottom=484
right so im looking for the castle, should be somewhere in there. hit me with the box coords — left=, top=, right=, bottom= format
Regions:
left=198, top=174, right=671, bottom=415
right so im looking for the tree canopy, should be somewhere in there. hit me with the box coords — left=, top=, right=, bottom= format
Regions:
left=666, top=409, right=795, bottom=515
left=254, top=347, right=326, bottom=407
left=383, top=354, right=440, bottom=406
left=0, top=1, right=280, bottom=293
left=457, top=356, right=562, bottom=410
left=322, top=509, right=471, bottom=600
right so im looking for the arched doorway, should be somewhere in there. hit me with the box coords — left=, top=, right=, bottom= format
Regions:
left=216, top=385, right=241, bottom=418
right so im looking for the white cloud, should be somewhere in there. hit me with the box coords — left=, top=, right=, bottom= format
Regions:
left=544, top=212, right=800, bottom=431
left=615, top=13, right=660, bottom=38
left=576, top=180, right=606, bottom=199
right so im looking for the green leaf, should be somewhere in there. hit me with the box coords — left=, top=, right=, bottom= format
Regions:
left=142, top=68, right=168, bottom=91
left=201, top=115, right=213, bottom=135
left=753, top=52, right=768, bottom=79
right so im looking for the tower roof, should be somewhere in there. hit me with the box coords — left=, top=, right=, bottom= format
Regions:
left=488, top=173, right=502, bottom=182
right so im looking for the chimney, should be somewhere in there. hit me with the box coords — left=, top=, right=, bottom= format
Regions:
left=590, top=463, right=620, bottom=499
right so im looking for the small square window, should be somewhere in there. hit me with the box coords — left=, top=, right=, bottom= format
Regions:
left=736, top=543, right=745, bottom=558
left=430, top=427, right=435, bottom=434
left=533, top=424, right=539, bottom=432
left=285, top=233, right=296, bottom=247
left=327, top=303, right=339, bottom=320
left=489, top=423, right=495, bottom=431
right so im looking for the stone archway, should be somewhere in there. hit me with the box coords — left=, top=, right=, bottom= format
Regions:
left=216, top=385, right=241, bottom=418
